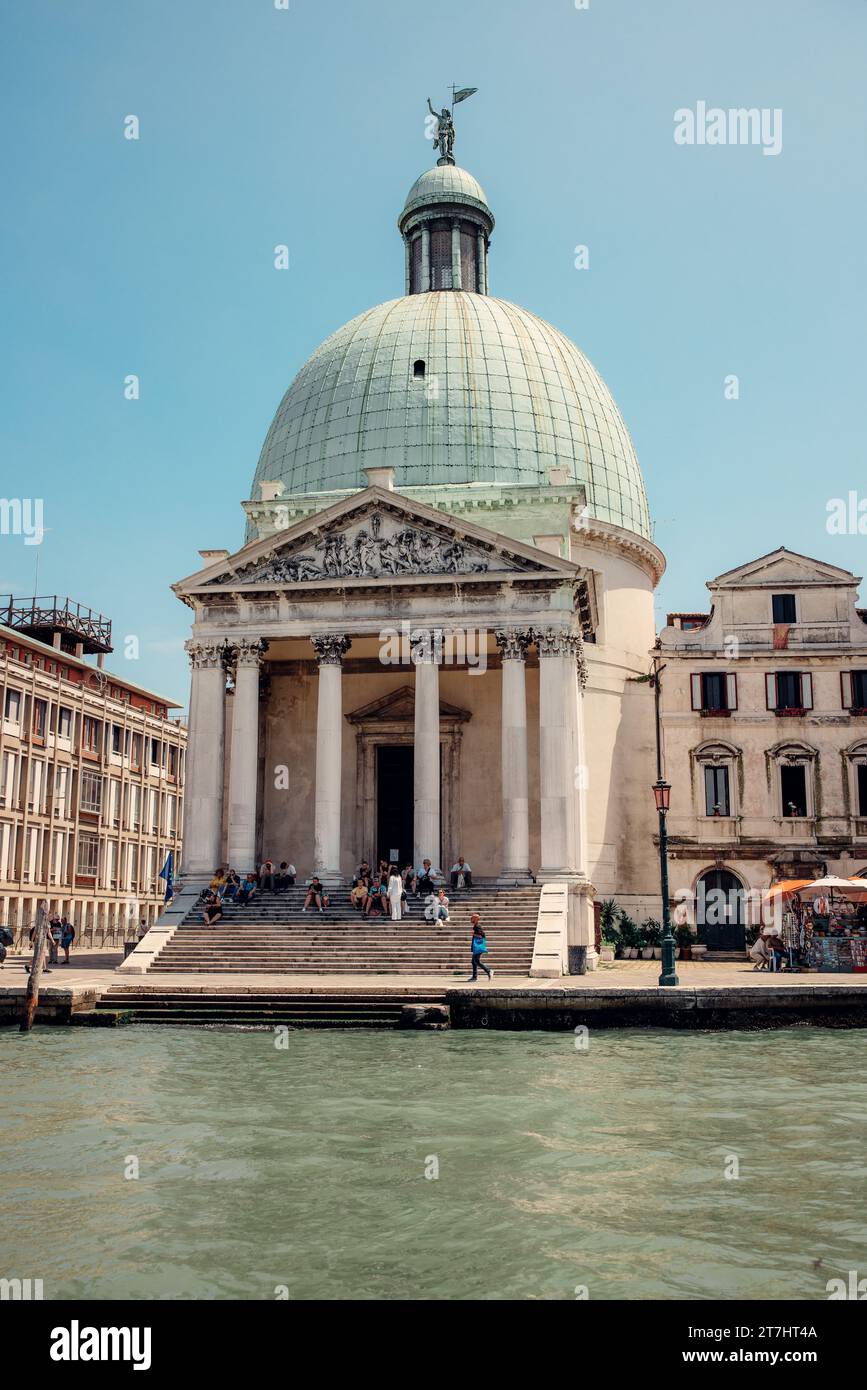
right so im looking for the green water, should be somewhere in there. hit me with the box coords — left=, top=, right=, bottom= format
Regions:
left=1, top=1025, right=865, bottom=1300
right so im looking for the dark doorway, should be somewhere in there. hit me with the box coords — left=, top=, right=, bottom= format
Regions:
left=376, top=745, right=414, bottom=868
left=697, top=869, right=746, bottom=951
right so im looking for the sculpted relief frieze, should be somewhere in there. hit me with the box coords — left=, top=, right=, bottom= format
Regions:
left=210, top=510, right=540, bottom=586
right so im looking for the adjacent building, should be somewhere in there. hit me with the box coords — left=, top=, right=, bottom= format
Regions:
left=658, top=549, right=867, bottom=947
left=0, top=596, right=187, bottom=943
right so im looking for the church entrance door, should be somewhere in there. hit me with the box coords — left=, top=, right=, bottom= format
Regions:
left=376, top=745, right=414, bottom=868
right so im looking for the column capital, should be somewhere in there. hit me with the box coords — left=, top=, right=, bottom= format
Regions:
left=230, top=637, right=269, bottom=668
left=534, top=626, right=587, bottom=688
left=312, top=633, right=351, bottom=666
left=494, top=628, right=532, bottom=661
left=185, top=638, right=227, bottom=670
left=410, top=627, right=444, bottom=664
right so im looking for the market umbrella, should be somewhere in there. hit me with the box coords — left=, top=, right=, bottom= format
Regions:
left=795, top=877, right=867, bottom=900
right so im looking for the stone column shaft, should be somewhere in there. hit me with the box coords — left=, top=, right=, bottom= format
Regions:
left=226, top=639, right=267, bottom=872
left=496, top=629, right=531, bottom=877
left=413, top=631, right=441, bottom=866
left=537, top=628, right=583, bottom=877
left=313, top=635, right=350, bottom=880
left=476, top=228, right=487, bottom=294
left=451, top=220, right=462, bottom=290
left=182, top=640, right=227, bottom=876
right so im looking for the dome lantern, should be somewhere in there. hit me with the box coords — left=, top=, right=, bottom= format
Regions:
left=398, top=164, right=494, bottom=295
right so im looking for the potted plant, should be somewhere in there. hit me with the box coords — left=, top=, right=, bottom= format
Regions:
left=675, top=924, right=694, bottom=960
left=618, top=914, right=640, bottom=958
left=599, top=899, right=620, bottom=961
left=641, top=917, right=662, bottom=959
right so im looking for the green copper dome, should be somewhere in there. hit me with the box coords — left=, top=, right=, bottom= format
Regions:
left=250, top=292, right=651, bottom=540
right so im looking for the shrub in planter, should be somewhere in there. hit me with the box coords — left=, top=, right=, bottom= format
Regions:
left=641, top=917, right=662, bottom=960
left=618, top=914, right=640, bottom=958
left=600, top=898, right=621, bottom=960
left=675, top=924, right=694, bottom=960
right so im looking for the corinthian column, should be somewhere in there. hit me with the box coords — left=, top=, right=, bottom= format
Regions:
left=312, top=634, right=351, bottom=881
left=536, top=627, right=583, bottom=877
left=412, top=628, right=441, bottom=867
left=495, top=629, right=532, bottom=878
left=226, top=638, right=268, bottom=872
left=183, top=639, right=227, bottom=876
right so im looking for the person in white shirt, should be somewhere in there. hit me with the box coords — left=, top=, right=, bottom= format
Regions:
left=450, top=856, right=472, bottom=890
left=424, top=888, right=450, bottom=923
left=386, top=865, right=404, bottom=921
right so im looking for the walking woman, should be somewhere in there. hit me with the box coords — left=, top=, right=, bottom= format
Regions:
left=468, top=913, right=493, bottom=982
left=386, top=864, right=403, bottom=921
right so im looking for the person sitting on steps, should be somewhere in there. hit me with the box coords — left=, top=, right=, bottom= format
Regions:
left=450, top=856, right=472, bottom=890
left=303, top=877, right=327, bottom=913
left=413, top=858, right=442, bottom=898
left=236, top=873, right=258, bottom=907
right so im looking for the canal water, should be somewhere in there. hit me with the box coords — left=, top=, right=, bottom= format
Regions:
left=1, top=1026, right=865, bottom=1300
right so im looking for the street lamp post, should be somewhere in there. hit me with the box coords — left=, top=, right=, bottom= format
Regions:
left=651, top=661, right=678, bottom=987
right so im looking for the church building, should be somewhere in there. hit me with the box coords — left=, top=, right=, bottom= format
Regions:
left=173, top=133, right=666, bottom=969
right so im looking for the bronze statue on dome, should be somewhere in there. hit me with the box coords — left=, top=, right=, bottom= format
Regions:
left=426, top=86, right=477, bottom=165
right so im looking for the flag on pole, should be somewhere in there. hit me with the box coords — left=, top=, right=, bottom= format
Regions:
left=452, top=87, right=478, bottom=105
left=159, top=851, right=174, bottom=903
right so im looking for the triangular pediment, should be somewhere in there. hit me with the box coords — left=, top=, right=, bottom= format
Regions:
left=174, top=486, right=579, bottom=595
left=347, top=685, right=471, bottom=725
left=710, top=547, right=859, bottom=590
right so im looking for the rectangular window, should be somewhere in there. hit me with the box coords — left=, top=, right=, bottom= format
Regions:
left=859, top=765, right=867, bottom=817
left=111, top=724, right=123, bottom=754
left=4, top=688, right=21, bottom=723
left=843, top=671, right=867, bottom=710
left=150, top=737, right=161, bottom=767
left=131, top=732, right=142, bottom=767
left=54, top=765, right=69, bottom=817
left=76, top=831, right=100, bottom=877
left=772, top=593, right=797, bottom=624
left=79, top=769, right=103, bottom=813
left=691, top=672, right=737, bottom=713
left=82, top=716, right=101, bottom=754
left=704, top=765, right=730, bottom=816
left=768, top=672, right=812, bottom=712
left=32, top=699, right=47, bottom=738
left=781, top=764, right=808, bottom=817
left=57, top=706, right=72, bottom=738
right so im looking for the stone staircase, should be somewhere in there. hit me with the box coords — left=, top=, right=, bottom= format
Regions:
left=94, top=987, right=448, bottom=1028
left=146, top=881, right=541, bottom=975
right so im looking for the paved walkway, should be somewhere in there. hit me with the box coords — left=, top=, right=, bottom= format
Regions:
left=3, top=950, right=867, bottom=1000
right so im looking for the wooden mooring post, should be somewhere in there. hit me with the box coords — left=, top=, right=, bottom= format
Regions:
left=19, top=899, right=50, bottom=1033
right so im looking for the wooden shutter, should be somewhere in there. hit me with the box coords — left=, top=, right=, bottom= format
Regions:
left=726, top=673, right=738, bottom=711
left=691, top=674, right=703, bottom=710
left=801, top=672, right=813, bottom=710
left=766, top=673, right=777, bottom=710
left=841, top=671, right=853, bottom=709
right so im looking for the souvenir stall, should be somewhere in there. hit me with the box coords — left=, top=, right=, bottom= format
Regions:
left=787, top=878, right=867, bottom=973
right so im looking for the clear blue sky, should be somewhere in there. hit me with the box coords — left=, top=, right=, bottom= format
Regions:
left=2, top=0, right=865, bottom=705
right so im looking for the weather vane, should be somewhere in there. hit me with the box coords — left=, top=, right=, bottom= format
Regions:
left=426, top=86, right=478, bottom=166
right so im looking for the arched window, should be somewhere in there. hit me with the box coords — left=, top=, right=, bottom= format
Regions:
left=413, top=359, right=425, bottom=379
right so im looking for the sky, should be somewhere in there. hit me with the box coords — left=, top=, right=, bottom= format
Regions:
left=1, top=0, right=866, bottom=706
